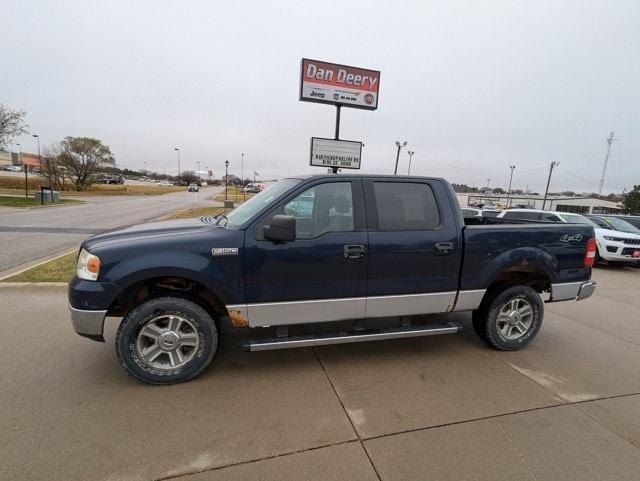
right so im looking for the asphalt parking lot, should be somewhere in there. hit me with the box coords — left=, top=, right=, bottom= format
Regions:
left=1, top=266, right=640, bottom=481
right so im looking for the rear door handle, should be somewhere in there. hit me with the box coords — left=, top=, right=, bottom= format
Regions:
left=435, top=242, right=454, bottom=255
left=343, top=244, right=367, bottom=259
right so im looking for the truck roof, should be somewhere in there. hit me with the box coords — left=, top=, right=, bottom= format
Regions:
left=286, top=173, right=446, bottom=182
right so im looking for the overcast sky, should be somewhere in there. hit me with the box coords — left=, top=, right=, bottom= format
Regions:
left=2, top=0, right=639, bottom=193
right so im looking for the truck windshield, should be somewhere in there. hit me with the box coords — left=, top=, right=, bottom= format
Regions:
left=558, top=214, right=596, bottom=226
left=224, top=179, right=301, bottom=229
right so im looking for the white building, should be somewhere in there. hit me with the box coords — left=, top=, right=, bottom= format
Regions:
left=457, top=193, right=622, bottom=215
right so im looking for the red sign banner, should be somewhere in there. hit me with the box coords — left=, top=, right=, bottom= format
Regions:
left=299, top=58, right=380, bottom=110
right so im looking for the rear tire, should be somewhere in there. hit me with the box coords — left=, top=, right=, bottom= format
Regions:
left=116, top=296, right=218, bottom=385
left=472, top=285, right=543, bottom=351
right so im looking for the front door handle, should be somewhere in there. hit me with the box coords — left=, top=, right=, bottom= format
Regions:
left=435, top=242, right=454, bottom=255
left=343, top=244, right=367, bottom=259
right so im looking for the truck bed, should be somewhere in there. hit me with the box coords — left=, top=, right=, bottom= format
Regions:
left=460, top=223, right=594, bottom=291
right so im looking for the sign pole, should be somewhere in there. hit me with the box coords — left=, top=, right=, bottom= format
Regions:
left=331, top=105, right=341, bottom=173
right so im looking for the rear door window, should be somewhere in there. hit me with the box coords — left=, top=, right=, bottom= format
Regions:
left=372, top=182, right=440, bottom=230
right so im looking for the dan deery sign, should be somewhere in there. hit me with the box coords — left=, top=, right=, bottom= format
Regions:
left=300, top=59, right=380, bottom=110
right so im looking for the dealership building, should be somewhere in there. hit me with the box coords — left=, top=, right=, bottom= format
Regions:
left=458, top=193, right=623, bottom=214
left=0, top=150, right=42, bottom=169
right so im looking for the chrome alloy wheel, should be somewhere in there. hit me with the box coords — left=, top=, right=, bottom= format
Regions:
left=135, top=315, right=200, bottom=370
left=496, top=298, right=534, bottom=340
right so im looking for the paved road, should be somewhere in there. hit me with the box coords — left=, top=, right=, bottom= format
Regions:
left=1, top=267, right=639, bottom=481
left=0, top=187, right=223, bottom=273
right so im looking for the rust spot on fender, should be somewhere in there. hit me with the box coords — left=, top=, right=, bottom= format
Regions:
left=229, top=309, right=249, bottom=328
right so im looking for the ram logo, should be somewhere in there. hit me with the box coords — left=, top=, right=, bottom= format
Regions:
left=559, top=234, right=584, bottom=243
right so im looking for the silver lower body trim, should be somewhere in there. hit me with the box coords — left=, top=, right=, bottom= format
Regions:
left=69, top=305, right=107, bottom=342
left=452, top=289, right=486, bottom=311
left=550, top=281, right=597, bottom=302
left=230, top=290, right=472, bottom=327
left=236, top=297, right=366, bottom=327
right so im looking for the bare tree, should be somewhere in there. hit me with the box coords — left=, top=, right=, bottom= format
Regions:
left=40, top=145, right=67, bottom=190
left=0, top=105, right=28, bottom=150
left=56, top=137, right=115, bottom=190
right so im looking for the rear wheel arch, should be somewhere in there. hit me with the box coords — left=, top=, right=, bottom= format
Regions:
left=479, top=265, right=551, bottom=311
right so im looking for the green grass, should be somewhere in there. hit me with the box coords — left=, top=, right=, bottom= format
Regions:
left=2, top=252, right=77, bottom=283
left=212, top=186, right=254, bottom=202
left=0, top=196, right=84, bottom=208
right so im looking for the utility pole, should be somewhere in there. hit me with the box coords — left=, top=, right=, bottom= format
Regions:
left=174, top=147, right=181, bottom=184
left=407, top=151, right=415, bottom=175
left=542, top=161, right=559, bottom=210
left=506, top=165, right=516, bottom=207
left=197, top=161, right=201, bottom=182
left=598, top=132, right=616, bottom=196
left=17, top=143, right=27, bottom=198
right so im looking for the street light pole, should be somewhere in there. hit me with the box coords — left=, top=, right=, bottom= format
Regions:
left=407, top=150, right=415, bottom=175
left=394, top=141, right=407, bottom=175
left=506, top=165, right=516, bottom=208
left=174, top=147, right=181, bottom=184
left=32, top=133, right=47, bottom=190
left=197, top=161, right=201, bottom=182
left=17, top=143, right=27, bottom=198
left=241, top=152, right=245, bottom=201
left=542, top=161, right=559, bottom=210
left=225, top=160, right=229, bottom=201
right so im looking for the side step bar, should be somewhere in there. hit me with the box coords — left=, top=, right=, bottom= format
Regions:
left=244, top=321, right=462, bottom=352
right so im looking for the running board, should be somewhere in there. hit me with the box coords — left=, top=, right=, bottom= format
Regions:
left=244, top=321, right=462, bottom=352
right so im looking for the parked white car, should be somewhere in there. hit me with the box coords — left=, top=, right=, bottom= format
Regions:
left=557, top=213, right=640, bottom=265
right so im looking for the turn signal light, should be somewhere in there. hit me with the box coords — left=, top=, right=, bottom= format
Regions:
left=77, top=248, right=101, bottom=281
left=584, top=238, right=596, bottom=267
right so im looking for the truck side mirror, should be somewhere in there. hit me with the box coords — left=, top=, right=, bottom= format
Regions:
left=263, top=215, right=296, bottom=242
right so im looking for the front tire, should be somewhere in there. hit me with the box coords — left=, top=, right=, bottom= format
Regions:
left=116, top=296, right=218, bottom=385
left=472, top=285, right=543, bottom=351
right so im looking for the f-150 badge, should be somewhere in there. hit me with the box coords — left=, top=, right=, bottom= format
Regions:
left=212, top=247, right=239, bottom=256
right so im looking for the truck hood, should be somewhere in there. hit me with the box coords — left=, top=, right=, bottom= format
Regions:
left=84, top=217, right=223, bottom=251
left=594, top=228, right=640, bottom=240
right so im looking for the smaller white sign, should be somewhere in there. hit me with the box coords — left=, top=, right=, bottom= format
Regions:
left=310, top=137, right=362, bottom=170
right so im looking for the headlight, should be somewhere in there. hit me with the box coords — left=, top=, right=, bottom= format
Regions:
left=76, top=248, right=101, bottom=281
left=603, top=236, right=625, bottom=242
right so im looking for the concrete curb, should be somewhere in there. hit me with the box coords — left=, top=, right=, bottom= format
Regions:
left=0, top=282, right=68, bottom=287
left=0, top=248, right=77, bottom=281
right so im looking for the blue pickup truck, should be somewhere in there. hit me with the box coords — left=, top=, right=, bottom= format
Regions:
left=69, top=174, right=597, bottom=384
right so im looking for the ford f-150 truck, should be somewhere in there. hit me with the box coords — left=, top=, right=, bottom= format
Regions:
left=69, top=175, right=597, bottom=384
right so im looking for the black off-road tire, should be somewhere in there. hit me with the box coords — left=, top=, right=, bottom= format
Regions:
left=472, top=285, right=543, bottom=351
left=116, top=296, right=218, bottom=385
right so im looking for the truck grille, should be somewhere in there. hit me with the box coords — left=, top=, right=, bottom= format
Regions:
left=624, top=238, right=640, bottom=245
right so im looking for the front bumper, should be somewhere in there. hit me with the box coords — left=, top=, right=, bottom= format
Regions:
left=550, top=280, right=597, bottom=302
left=69, top=304, right=107, bottom=342
left=598, top=240, right=640, bottom=262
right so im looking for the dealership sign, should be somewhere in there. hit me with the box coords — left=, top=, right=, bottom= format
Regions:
left=310, top=137, right=362, bottom=170
left=300, top=59, right=380, bottom=110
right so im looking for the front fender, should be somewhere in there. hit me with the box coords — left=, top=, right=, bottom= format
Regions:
left=102, top=250, right=242, bottom=305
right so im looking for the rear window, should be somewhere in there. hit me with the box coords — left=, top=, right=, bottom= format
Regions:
left=503, top=211, right=541, bottom=221
left=373, top=182, right=440, bottom=230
